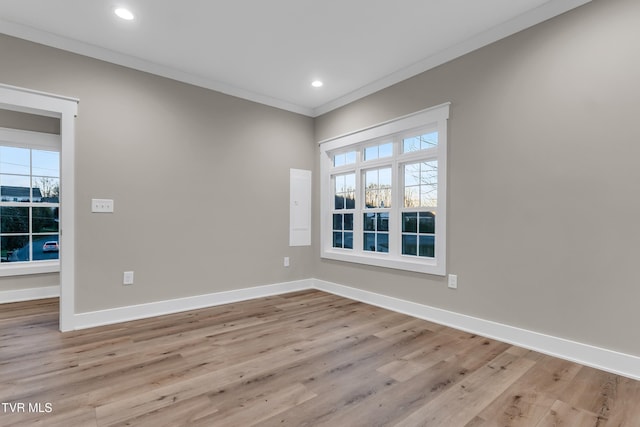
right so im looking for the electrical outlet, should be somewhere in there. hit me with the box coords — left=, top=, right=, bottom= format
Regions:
left=448, top=274, right=458, bottom=289
left=123, top=271, right=134, bottom=285
left=284, top=257, right=290, bottom=267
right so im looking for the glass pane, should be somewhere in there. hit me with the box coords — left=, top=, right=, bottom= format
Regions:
left=363, top=233, right=376, bottom=251
left=419, top=235, right=435, bottom=257
left=365, top=189, right=377, bottom=209
left=335, top=175, right=346, bottom=193
left=334, top=194, right=345, bottom=210
left=32, top=177, right=60, bottom=202
left=33, top=235, right=59, bottom=261
left=419, top=212, right=435, bottom=234
left=402, top=235, right=417, bottom=256
left=333, top=232, right=343, bottom=248
left=404, top=163, right=420, bottom=186
left=421, top=161, right=438, bottom=184
left=379, top=168, right=391, bottom=187
left=345, top=192, right=355, bottom=209
left=344, top=232, right=353, bottom=249
left=345, top=151, right=356, bottom=165
left=365, top=169, right=378, bottom=187
left=363, top=213, right=376, bottom=231
left=345, top=173, right=356, bottom=191
left=344, top=213, right=353, bottom=231
left=33, top=207, right=59, bottom=233
left=404, top=186, right=420, bottom=208
left=333, top=214, right=342, bottom=230
left=364, top=146, right=378, bottom=161
left=334, top=153, right=345, bottom=167
left=377, top=233, right=389, bottom=252
left=32, top=150, right=59, bottom=178
left=0, top=146, right=30, bottom=175
left=377, top=212, right=389, bottom=232
left=420, top=185, right=437, bottom=207
left=403, top=132, right=438, bottom=153
left=403, top=213, right=417, bottom=233
left=1, top=206, right=29, bottom=233
left=1, top=174, right=31, bottom=202
left=379, top=142, right=393, bottom=158
left=1, top=235, right=29, bottom=262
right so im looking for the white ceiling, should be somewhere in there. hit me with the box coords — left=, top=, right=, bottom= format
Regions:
left=0, top=0, right=591, bottom=117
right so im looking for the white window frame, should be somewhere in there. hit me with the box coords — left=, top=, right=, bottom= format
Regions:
left=0, top=127, right=61, bottom=276
left=319, top=103, right=450, bottom=275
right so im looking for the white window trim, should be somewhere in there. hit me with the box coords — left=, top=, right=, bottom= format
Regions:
left=0, top=83, right=78, bottom=332
left=0, top=127, right=61, bottom=277
left=319, top=103, right=450, bottom=275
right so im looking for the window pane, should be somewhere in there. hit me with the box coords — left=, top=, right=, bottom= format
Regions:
left=333, top=214, right=342, bottom=230
left=333, top=232, right=343, bottom=248
left=420, top=185, right=437, bottom=208
left=403, top=131, right=438, bottom=153
left=402, top=212, right=417, bottom=233
left=364, top=146, right=378, bottom=161
left=334, top=195, right=345, bottom=210
left=1, top=206, right=29, bottom=233
left=33, top=235, right=59, bottom=261
left=33, top=207, right=59, bottom=233
left=344, top=232, right=353, bottom=249
left=1, top=235, right=29, bottom=262
left=419, top=235, right=435, bottom=257
left=344, top=213, right=353, bottom=231
left=402, top=235, right=417, bottom=256
left=363, top=233, right=375, bottom=251
left=345, top=151, right=356, bottom=165
left=363, top=213, right=376, bottom=231
left=345, top=173, right=356, bottom=190
left=365, top=189, right=377, bottom=209
left=419, top=212, right=435, bottom=234
left=379, top=142, right=393, bottom=158
left=345, top=193, right=355, bottom=209
left=32, top=150, right=59, bottom=178
left=404, top=186, right=420, bottom=208
left=377, top=212, right=389, bottom=232
left=1, top=175, right=31, bottom=202
left=0, top=146, right=30, bottom=175
left=32, top=177, right=60, bottom=202
left=377, top=233, right=389, bottom=252
left=334, top=153, right=345, bottom=167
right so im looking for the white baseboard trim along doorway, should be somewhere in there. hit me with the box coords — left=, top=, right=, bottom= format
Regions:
left=0, top=285, right=60, bottom=303
left=16, top=278, right=638, bottom=381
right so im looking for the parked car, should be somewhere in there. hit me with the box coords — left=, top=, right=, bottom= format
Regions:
left=42, top=241, right=59, bottom=252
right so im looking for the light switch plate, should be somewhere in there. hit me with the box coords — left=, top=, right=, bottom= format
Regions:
left=92, top=198, right=114, bottom=213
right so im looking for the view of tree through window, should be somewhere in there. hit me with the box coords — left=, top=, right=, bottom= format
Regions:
left=0, top=145, right=60, bottom=263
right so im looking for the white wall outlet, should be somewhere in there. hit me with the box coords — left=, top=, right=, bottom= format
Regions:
left=448, top=274, right=458, bottom=289
left=284, top=257, right=290, bottom=267
left=123, top=271, right=134, bottom=285
left=92, top=198, right=114, bottom=213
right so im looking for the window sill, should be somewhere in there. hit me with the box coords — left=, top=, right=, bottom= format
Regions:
left=0, top=261, right=60, bottom=277
left=321, top=249, right=445, bottom=276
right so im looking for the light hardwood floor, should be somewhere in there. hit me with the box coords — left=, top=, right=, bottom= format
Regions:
left=1, top=290, right=639, bottom=426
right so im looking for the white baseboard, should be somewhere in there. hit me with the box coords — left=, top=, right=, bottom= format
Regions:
left=311, top=279, right=640, bottom=381
left=0, top=285, right=60, bottom=303
left=73, top=279, right=312, bottom=330
left=66, top=277, right=640, bottom=381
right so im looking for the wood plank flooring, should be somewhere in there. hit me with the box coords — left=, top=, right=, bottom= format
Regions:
left=1, top=290, right=639, bottom=426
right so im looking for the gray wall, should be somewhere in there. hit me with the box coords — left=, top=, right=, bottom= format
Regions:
left=314, top=0, right=640, bottom=356
left=0, top=35, right=315, bottom=312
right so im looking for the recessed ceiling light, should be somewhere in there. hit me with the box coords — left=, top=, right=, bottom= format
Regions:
left=114, top=8, right=135, bottom=21
left=311, top=80, right=324, bottom=88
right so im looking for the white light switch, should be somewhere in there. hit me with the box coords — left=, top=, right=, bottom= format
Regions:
left=123, top=271, right=134, bottom=285
left=92, top=199, right=114, bottom=213
left=448, top=274, right=458, bottom=289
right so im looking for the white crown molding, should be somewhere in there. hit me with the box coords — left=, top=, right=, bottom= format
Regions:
left=312, top=0, right=593, bottom=116
left=1, top=0, right=591, bottom=118
left=0, top=19, right=314, bottom=117
left=0, top=285, right=60, bottom=303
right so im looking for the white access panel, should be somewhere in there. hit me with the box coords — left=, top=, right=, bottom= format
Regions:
left=290, top=169, right=311, bottom=246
